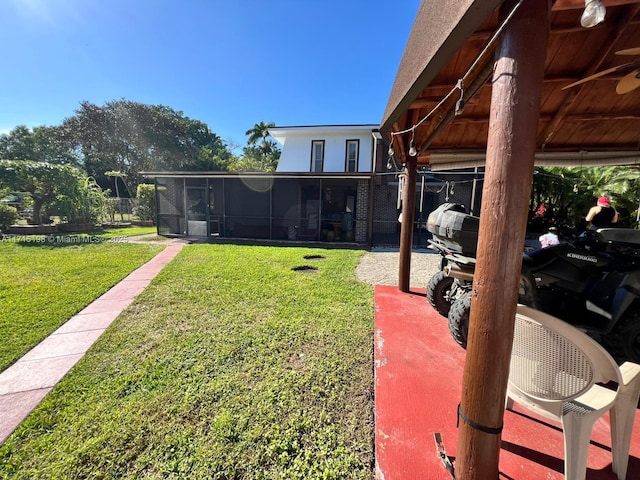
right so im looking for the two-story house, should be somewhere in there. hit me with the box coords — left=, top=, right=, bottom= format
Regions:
left=267, top=125, right=380, bottom=242
left=145, top=124, right=459, bottom=245
left=146, top=125, right=382, bottom=244
left=271, top=125, right=378, bottom=173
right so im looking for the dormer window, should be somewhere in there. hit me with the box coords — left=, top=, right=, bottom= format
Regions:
left=311, top=140, right=324, bottom=172
left=345, top=140, right=359, bottom=172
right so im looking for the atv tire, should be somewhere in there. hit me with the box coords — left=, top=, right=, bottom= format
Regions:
left=427, top=271, right=455, bottom=317
left=602, top=305, right=640, bottom=364
left=448, top=290, right=472, bottom=349
left=518, top=272, right=538, bottom=309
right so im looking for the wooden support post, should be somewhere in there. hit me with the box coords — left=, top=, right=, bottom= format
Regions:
left=455, top=1, right=549, bottom=479
left=398, top=155, right=417, bottom=292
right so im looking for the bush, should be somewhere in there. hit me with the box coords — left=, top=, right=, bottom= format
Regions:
left=102, top=197, right=119, bottom=224
left=0, top=204, right=19, bottom=230
left=135, top=183, right=156, bottom=223
left=56, top=177, right=108, bottom=225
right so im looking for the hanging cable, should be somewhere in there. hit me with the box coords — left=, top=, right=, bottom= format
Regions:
left=455, top=79, right=465, bottom=115
left=388, top=0, right=525, bottom=139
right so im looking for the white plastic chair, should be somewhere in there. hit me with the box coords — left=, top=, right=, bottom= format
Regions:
left=507, top=305, right=640, bottom=480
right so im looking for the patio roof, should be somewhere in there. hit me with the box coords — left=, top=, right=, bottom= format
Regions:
left=380, top=0, right=640, bottom=170
left=380, top=1, right=640, bottom=476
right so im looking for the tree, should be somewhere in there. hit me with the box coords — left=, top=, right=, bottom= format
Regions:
left=245, top=121, right=279, bottom=158
left=245, top=121, right=276, bottom=148
left=0, top=160, right=89, bottom=224
left=0, top=125, right=79, bottom=165
left=0, top=126, right=34, bottom=160
left=63, top=100, right=233, bottom=194
left=228, top=145, right=280, bottom=172
left=235, top=122, right=280, bottom=171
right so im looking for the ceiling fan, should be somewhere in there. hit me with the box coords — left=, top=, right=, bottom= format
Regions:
left=562, top=47, right=640, bottom=94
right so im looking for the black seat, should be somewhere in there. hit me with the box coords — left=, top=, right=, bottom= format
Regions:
left=597, top=228, right=640, bottom=246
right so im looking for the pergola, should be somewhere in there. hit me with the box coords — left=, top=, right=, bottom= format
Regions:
left=379, top=1, right=640, bottom=478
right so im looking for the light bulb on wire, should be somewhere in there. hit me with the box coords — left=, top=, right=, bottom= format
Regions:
left=409, top=141, right=417, bottom=157
left=581, top=0, right=605, bottom=28
left=408, top=128, right=417, bottom=157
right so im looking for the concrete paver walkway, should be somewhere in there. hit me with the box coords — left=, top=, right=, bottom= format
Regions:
left=0, top=241, right=185, bottom=444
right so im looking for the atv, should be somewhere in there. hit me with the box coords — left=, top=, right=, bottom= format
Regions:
left=426, top=202, right=640, bottom=364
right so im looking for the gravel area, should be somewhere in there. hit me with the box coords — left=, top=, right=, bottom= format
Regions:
left=355, top=247, right=442, bottom=289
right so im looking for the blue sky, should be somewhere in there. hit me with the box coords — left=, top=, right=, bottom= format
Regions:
left=1, top=0, right=421, bottom=149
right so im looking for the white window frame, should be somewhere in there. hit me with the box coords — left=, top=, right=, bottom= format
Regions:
left=311, top=140, right=325, bottom=172
left=345, top=139, right=359, bottom=172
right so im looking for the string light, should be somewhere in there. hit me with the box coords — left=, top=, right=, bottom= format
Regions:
left=581, top=0, right=605, bottom=28
left=387, top=135, right=397, bottom=170
left=408, top=128, right=417, bottom=157
left=387, top=0, right=524, bottom=147
left=408, top=142, right=417, bottom=156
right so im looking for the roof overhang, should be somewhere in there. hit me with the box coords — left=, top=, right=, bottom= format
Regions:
left=140, top=171, right=373, bottom=180
left=381, top=0, right=503, bottom=134
left=381, top=0, right=640, bottom=168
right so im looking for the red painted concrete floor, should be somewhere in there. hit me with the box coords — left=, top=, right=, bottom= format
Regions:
left=374, top=285, right=640, bottom=480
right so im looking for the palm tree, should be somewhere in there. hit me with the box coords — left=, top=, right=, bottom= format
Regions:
left=245, top=122, right=276, bottom=154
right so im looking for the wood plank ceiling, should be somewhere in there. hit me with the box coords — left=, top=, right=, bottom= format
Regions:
left=382, top=0, right=640, bottom=170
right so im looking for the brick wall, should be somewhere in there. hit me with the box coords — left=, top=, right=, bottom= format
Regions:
left=355, top=180, right=369, bottom=243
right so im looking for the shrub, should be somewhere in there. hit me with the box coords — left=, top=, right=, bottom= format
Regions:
left=135, top=183, right=156, bottom=223
left=56, top=177, right=108, bottom=224
left=102, top=197, right=119, bottom=224
left=0, top=204, right=19, bottom=230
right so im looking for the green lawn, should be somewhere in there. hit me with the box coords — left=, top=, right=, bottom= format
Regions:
left=0, top=240, right=164, bottom=372
left=0, top=245, right=374, bottom=479
left=98, top=226, right=159, bottom=238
